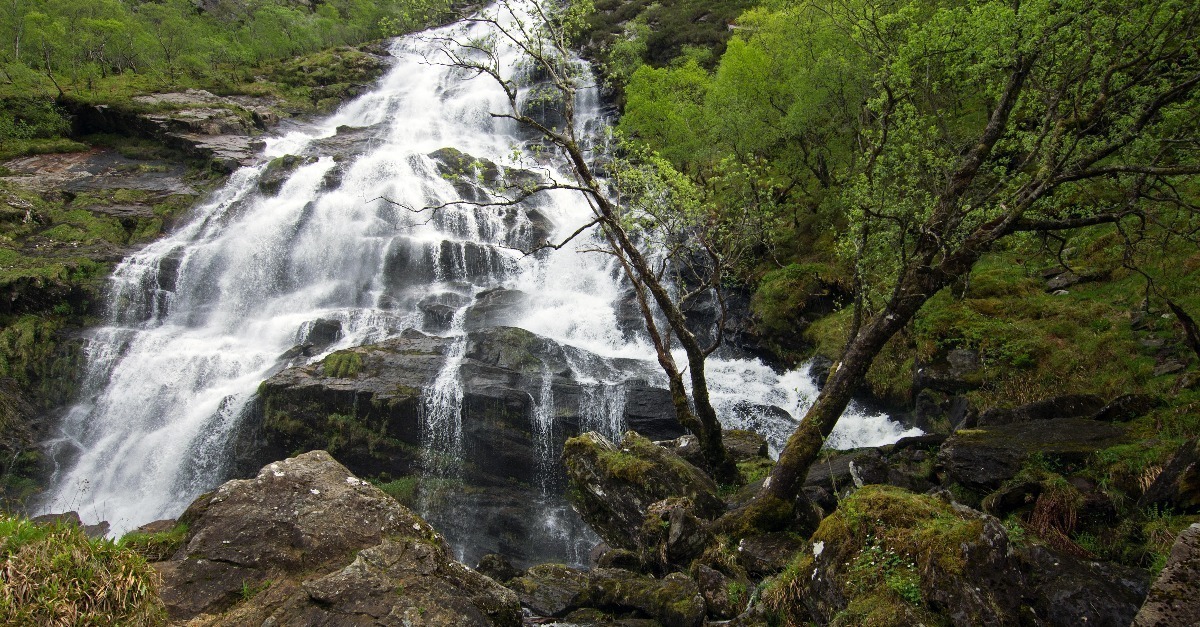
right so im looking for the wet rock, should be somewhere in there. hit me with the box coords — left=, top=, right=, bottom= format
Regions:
left=300, top=318, right=342, bottom=349
left=507, top=563, right=590, bottom=617
left=623, top=382, right=689, bottom=441
left=257, top=154, right=317, bottom=195
left=808, top=356, right=834, bottom=389
left=1018, top=544, right=1149, bottom=627
left=462, top=288, right=530, bottom=332
left=476, top=553, right=522, bottom=584
left=563, top=431, right=723, bottom=551
left=1139, top=438, right=1200, bottom=513
left=737, top=533, right=805, bottom=578
left=974, top=394, right=1105, bottom=427
left=417, top=291, right=472, bottom=330
left=937, top=418, right=1127, bottom=492
left=156, top=451, right=520, bottom=625
left=249, top=325, right=694, bottom=568
left=1134, top=523, right=1200, bottom=626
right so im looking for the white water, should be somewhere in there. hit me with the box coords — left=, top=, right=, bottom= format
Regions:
left=39, top=4, right=918, bottom=541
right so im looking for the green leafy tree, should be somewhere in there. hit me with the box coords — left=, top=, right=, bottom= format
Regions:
left=720, top=0, right=1200, bottom=533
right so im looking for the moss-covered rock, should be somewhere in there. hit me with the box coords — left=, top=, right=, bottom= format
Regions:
left=563, top=431, right=723, bottom=551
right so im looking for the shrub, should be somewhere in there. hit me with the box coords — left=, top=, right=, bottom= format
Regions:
left=0, top=514, right=166, bottom=625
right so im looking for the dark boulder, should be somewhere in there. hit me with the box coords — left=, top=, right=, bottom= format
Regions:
left=914, top=348, right=982, bottom=394
left=937, top=418, right=1127, bottom=492
left=1092, top=393, right=1163, bottom=422
left=507, top=563, right=590, bottom=617
left=476, top=553, right=523, bottom=584
left=974, top=394, right=1105, bottom=427
left=737, top=533, right=805, bottom=578
left=507, top=565, right=706, bottom=627
left=1018, top=544, right=1149, bottom=627
left=911, top=389, right=975, bottom=434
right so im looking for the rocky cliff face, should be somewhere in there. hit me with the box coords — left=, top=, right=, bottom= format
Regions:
left=234, top=325, right=688, bottom=568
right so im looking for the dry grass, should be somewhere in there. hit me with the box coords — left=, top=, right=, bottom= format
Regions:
left=0, top=514, right=166, bottom=626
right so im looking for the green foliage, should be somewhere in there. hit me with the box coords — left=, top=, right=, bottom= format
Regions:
left=0, top=514, right=166, bottom=625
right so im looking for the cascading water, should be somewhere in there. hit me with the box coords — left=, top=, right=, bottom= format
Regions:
left=39, top=2, right=919, bottom=560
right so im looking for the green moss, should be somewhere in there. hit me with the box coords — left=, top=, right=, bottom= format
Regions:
left=372, top=476, right=419, bottom=505
left=322, top=351, right=362, bottom=378
left=764, top=486, right=983, bottom=626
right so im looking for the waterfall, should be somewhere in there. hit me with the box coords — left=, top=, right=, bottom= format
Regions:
left=38, top=2, right=920, bottom=550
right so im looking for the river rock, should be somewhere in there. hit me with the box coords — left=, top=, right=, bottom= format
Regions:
left=1134, top=523, right=1200, bottom=626
left=563, top=431, right=724, bottom=551
left=937, top=418, right=1127, bottom=492
left=156, top=450, right=520, bottom=625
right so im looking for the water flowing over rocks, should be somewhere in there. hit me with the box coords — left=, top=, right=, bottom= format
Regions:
left=155, top=450, right=520, bottom=626
left=245, top=326, right=686, bottom=568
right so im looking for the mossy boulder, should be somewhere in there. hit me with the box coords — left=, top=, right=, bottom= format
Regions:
left=507, top=564, right=705, bottom=626
left=765, top=485, right=1147, bottom=627
left=767, top=485, right=1021, bottom=626
left=563, top=431, right=723, bottom=551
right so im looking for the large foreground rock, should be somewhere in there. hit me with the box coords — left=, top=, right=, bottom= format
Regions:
left=157, top=451, right=520, bottom=626
left=1134, top=523, right=1200, bottom=626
